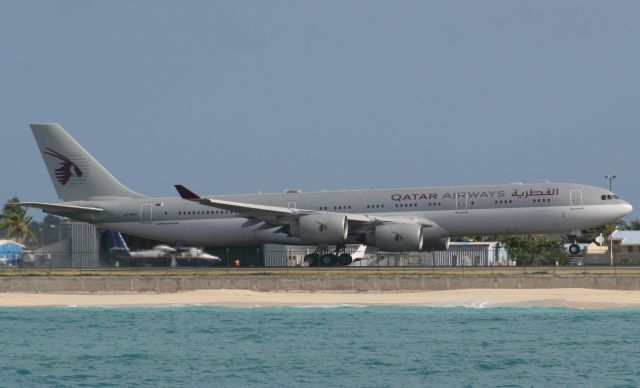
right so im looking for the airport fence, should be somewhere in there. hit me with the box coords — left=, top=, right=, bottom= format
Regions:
left=2, top=248, right=638, bottom=272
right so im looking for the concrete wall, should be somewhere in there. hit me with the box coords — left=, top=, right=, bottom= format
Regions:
left=584, top=253, right=640, bottom=265
left=2, top=274, right=640, bottom=293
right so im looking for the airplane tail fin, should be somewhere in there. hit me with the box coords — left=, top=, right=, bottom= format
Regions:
left=30, top=123, right=145, bottom=201
left=104, top=230, right=131, bottom=257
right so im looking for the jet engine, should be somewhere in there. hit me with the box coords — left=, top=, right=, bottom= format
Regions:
left=421, top=237, right=450, bottom=251
left=290, top=213, right=348, bottom=244
left=370, top=223, right=424, bottom=251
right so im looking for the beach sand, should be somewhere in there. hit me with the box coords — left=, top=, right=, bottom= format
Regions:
left=1, top=288, right=640, bottom=308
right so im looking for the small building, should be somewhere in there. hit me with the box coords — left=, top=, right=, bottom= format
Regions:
left=611, top=230, right=640, bottom=254
left=28, top=221, right=100, bottom=268
left=583, top=230, right=640, bottom=265
left=0, top=240, right=26, bottom=265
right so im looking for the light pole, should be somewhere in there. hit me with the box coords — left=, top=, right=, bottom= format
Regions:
left=605, top=174, right=616, bottom=191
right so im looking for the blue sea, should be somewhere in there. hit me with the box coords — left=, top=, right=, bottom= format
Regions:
left=1, top=306, right=639, bottom=387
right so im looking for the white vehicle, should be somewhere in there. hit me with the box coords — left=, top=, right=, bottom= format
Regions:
left=347, top=245, right=379, bottom=266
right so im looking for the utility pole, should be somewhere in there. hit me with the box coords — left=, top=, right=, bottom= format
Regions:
left=610, top=233, right=614, bottom=266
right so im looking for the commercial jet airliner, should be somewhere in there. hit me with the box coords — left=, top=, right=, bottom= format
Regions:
left=18, top=124, right=632, bottom=265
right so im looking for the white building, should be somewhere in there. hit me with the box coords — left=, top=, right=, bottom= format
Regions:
left=611, top=230, right=640, bottom=254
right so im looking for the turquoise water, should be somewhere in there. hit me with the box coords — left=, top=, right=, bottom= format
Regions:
left=1, top=307, right=640, bottom=387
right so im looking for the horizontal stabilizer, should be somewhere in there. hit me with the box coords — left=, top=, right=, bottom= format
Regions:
left=17, top=202, right=103, bottom=214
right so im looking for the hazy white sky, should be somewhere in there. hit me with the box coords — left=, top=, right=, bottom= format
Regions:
left=2, top=1, right=638, bottom=219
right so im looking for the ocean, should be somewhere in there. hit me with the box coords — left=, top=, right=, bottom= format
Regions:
left=1, top=306, right=639, bottom=387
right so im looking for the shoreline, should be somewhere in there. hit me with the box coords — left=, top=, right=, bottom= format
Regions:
left=2, top=289, right=640, bottom=308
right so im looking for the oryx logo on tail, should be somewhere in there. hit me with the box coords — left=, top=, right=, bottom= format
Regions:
left=43, top=147, right=83, bottom=185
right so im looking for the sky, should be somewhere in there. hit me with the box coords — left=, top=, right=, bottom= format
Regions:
left=2, top=1, right=639, bottom=220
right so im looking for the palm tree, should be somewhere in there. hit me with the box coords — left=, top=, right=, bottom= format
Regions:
left=0, top=197, right=38, bottom=246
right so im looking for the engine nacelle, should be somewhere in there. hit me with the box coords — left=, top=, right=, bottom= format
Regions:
left=421, top=237, right=450, bottom=251
left=372, top=223, right=423, bottom=251
left=291, top=213, right=348, bottom=244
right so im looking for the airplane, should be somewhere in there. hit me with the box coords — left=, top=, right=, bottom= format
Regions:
left=106, top=229, right=176, bottom=260
left=105, top=230, right=221, bottom=266
left=17, top=123, right=633, bottom=266
left=174, top=247, right=222, bottom=266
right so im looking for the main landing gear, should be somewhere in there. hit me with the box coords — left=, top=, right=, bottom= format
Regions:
left=305, top=247, right=353, bottom=267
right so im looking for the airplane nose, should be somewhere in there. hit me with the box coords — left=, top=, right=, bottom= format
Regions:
left=620, top=202, right=633, bottom=217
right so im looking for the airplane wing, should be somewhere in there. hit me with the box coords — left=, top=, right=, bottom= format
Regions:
left=174, top=185, right=435, bottom=229
left=175, top=185, right=301, bottom=222
left=17, top=202, right=104, bottom=214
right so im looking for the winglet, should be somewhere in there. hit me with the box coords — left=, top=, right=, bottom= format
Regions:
left=174, top=184, right=201, bottom=199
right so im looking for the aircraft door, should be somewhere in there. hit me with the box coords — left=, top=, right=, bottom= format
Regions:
left=141, top=204, right=152, bottom=222
left=570, top=190, right=583, bottom=209
left=455, top=193, right=468, bottom=213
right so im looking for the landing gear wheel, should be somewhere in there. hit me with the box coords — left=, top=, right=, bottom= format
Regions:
left=568, top=244, right=581, bottom=255
left=305, top=253, right=318, bottom=267
left=321, top=254, right=338, bottom=266
left=338, top=253, right=353, bottom=266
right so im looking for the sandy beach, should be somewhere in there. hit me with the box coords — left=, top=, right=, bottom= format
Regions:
left=1, top=288, right=640, bottom=308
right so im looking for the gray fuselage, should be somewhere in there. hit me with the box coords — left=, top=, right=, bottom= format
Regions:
left=63, top=182, right=632, bottom=246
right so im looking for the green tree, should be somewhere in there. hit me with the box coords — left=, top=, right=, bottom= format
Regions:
left=499, top=235, right=534, bottom=265
left=534, top=239, right=569, bottom=265
left=499, top=235, right=568, bottom=266
left=629, top=219, right=640, bottom=231
left=0, top=197, right=38, bottom=246
left=578, top=222, right=618, bottom=244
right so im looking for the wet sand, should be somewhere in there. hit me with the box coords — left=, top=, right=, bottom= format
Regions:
left=1, top=288, right=640, bottom=308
